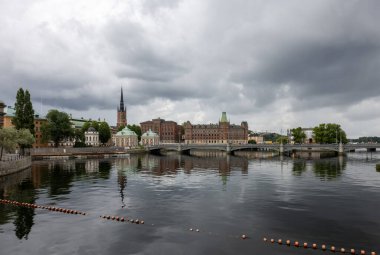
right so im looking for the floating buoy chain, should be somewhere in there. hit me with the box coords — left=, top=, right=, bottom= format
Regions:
left=262, top=237, right=376, bottom=255
left=99, top=215, right=144, bottom=225
left=0, top=199, right=87, bottom=216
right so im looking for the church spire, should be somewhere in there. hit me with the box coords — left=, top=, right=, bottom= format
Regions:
left=119, top=86, right=125, bottom=111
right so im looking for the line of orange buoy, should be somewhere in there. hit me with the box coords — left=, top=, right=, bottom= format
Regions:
left=99, top=215, right=145, bottom=225
left=262, top=236, right=376, bottom=255
left=0, top=199, right=87, bottom=216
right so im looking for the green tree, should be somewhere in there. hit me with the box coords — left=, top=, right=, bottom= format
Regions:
left=81, top=122, right=91, bottom=133
left=41, top=110, right=74, bottom=147
left=12, top=88, right=35, bottom=135
left=291, top=127, right=306, bottom=144
left=276, top=136, right=288, bottom=144
left=0, top=128, right=34, bottom=159
left=98, top=121, right=111, bottom=145
left=248, top=140, right=257, bottom=144
left=127, top=124, right=142, bottom=141
left=117, top=125, right=126, bottom=132
left=0, top=127, right=18, bottom=160
left=16, top=129, right=35, bottom=155
left=313, top=123, right=348, bottom=144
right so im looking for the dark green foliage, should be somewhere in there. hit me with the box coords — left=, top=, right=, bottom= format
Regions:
left=41, top=110, right=74, bottom=147
left=73, top=141, right=87, bottom=147
left=127, top=124, right=142, bottom=141
left=248, top=140, right=257, bottom=144
left=291, top=127, right=306, bottom=143
left=351, top=137, right=380, bottom=143
left=262, top=133, right=280, bottom=143
left=376, top=164, right=380, bottom=172
left=117, top=125, right=125, bottom=131
left=276, top=136, right=288, bottom=144
left=98, top=122, right=111, bottom=145
left=12, top=88, right=35, bottom=135
left=313, top=123, right=347, bottom=144
left=74, top=129, right=85, bottom=143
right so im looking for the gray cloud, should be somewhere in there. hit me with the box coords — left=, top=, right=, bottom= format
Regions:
left=1, top=0, right=380, bottom=137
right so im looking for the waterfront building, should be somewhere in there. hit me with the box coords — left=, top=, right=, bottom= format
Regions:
left=184, top=112, right=248, bottom=144
left=141, top=129, right=160, bottom=146
left=117, top=87, right=127, bottom=128
left=112, top=126, right=138, bottom=148
left=302, top=128, right=314, bottom=143
left=2, top=106, right=48, bottom=148
left=140, top=118, right=181, bottom=143
left=85, top=127, right=99, bottom=146
left=248, top=134, right=264, bottom=144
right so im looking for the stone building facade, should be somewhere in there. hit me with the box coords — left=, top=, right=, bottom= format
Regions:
left=85, top=127, right=99, bottom=146
left=184, top=112, right=248, bottom=144
left=140, top=118, right=181, bottom=143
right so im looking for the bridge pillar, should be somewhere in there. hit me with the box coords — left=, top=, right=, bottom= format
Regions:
left=338, top=142, right=344, bottom=156
left=279, top=143, right=284, bottom=155
left=178, top=143, right=181, bottom=152
left=226, top=143, right=231, bottom=155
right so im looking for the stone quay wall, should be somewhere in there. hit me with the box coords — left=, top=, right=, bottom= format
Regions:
left=0, top=156, right=32, bottom=176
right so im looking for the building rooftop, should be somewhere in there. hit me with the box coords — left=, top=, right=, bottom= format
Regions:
left=142, top=129, right=159, bottom=137
left=116, top=126, right=137, bottom=136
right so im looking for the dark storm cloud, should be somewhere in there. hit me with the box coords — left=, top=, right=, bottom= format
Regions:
left=1, top=0, right=380, bottom=136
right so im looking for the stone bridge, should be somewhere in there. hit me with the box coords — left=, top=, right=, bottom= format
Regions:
left=146, top=143, right=380, bottom=155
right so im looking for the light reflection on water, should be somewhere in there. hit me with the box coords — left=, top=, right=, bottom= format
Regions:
left=0, top=152, right=380, bottom=255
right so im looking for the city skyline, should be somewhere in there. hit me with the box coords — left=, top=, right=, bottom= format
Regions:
left=1, top=1, right=380, bottom=138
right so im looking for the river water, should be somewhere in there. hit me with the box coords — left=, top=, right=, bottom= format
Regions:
left=0, top=152, right=379, bottom=255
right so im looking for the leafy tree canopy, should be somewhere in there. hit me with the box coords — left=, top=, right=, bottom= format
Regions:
left=0, top=128, right=35, bottom=159
left=98, top=121, right=111, bottom=145
left=41, top=110, right=74, bottom=147
left=313, top=123, right=348, bottom=144
left=291, top=127, right=306, bottom=144
left=12, top=88, right=35, bottom=135
left=127, top=124, right=142, bottom=141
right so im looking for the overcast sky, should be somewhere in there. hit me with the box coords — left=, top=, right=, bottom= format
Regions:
left=1, top=0, right=379, bottom=138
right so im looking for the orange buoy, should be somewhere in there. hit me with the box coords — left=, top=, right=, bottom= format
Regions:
left=120, top=217, right=125, bottom=222
left=278, top=239, right=282, bottom=244
left=360, top=250, right=366, bottom=255
left=331, top=246, right=336, bottom=252
left=294, top=241, right=299, bottom=247
left=371, top=252, right=376, bottom=255
left=263, top=237, right=267, bottom=242
left=341, top=248, right=346, bottom=253
left=286, top=240, right=291, bottom=245
left=312, top=243, right=317, bottom=249
left=322, top=244, right=326, bottom=250
left=140, top=221, right=144, bottom=224
left=351, top=249, right=355, bottom=254
left=304, top=243, right=308, bottom=248
left=196, top=229, right=200, bottom=232
left=241, top=234, right=247, bottom=240
left=270, top=239, right=274, bottom=243
left=190, top=228, right=193, bottom=231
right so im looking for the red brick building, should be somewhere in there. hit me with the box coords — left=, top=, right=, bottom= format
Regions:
left=184, top=112, right=248, bottom=144
left=140, top=118, right=181, bottom=143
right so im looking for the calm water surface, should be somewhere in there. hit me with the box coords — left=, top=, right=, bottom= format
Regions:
left=0, top=152, right=379, bottom=255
